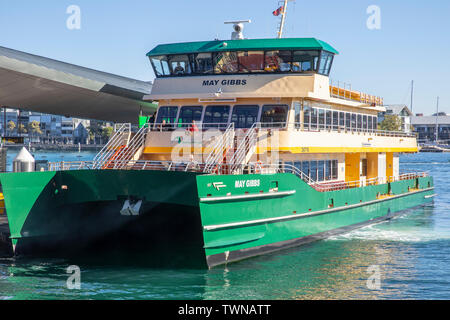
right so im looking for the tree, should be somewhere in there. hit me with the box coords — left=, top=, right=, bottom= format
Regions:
left=7, top=121, right=15, bottom=134
left=101, top=127, right=114, bottom=140
left=379, top=115, right=403, bottom=132
left=28, top=121, right=42, bottom=135
left=18, top=124, right=27, bottom=134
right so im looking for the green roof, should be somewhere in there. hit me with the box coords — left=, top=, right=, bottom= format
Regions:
left=146, top=38, right=339, bottom=57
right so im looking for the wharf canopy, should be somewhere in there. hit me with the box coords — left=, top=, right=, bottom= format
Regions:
left=147, top=38, right=338, bottom=77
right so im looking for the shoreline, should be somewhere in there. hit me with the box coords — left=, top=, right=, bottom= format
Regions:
left=2, top=144, right=104, bottom=152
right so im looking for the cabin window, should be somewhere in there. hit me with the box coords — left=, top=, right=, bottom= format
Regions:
left=318, top=51, right=334, bottom=76
left=178, top=106, right=203, bottom=127
left=310, top=161, right=318, bottom=181
left=333, top=111, right=338, bottom=129
left=357, top=114, right=362, bottom=130
left=231, top=105, right=259, bottom=129
left=363, top=115, right=368, bottom=131
left=326, top=110, right=332, bottom=129
left=265, top=51, right=292, bottom=72
left=203, top=106, right=230, bottom=128
left=238, top=51, right=264, bottom=73
left=292, top=51, right=319, bottom=72
left=345, top=113, right=351, bottom=129
left=318, top=161, right=325, bottom=181
left=294, top=102, right=302, bottom=128
left=214, top=52, right=239, bottom=73
left=150, top=56, right=171, bottom=77
left=303, top=105, right=311, bottom=129
left=168, top=55, right=192, bottom=75
left=368, top=116, right=373, bottom=131
left=310, top=108, right=318, bottom=129
left=318, top=109, right=325, bottom=129
left=192, top=53, right=213, bottom=74
left=261, top=105, right=289, bottom=128
left=156, top=106, right=178, bottom=127
left=351, top=114, right=357, bottom=130
left=339, top=112, right=345, bottom=129
left=373, top=116, right=378, bottom=130
left=331, top=160, right=338, bottom=180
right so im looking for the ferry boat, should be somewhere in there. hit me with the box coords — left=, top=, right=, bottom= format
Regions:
left=0, top=17, right=434, bottom=268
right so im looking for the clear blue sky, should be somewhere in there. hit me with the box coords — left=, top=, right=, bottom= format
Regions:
left=0, top=0, right=449, bottom=114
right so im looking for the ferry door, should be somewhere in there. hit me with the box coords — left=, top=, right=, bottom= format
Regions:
left=386, top=152, right=394, bottom=182
left=345, top=153, right=360, bottom=183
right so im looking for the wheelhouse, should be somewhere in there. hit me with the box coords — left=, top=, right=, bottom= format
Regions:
left=147, top=38, right=338, bottom=78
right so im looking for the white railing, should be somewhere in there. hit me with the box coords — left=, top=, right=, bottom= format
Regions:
left=107, top=123, right=150, bottom=169
left=203, top=123, right=235, bottom=173
left=229, top=122, right=260, bottom=172
left=93, top=123, right=131, bottom=169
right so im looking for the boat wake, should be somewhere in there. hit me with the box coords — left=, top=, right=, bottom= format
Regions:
left=328, top=223, right=450, bottom=243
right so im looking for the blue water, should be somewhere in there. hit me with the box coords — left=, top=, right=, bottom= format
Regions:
left=0, top=152, right=449, bottom=300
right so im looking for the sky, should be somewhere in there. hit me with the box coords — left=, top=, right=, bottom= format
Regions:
left=0, top=0, right=449, bottom=115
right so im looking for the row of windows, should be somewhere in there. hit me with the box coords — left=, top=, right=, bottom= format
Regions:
left=155, top=104, right=378, bottom=131
left=150, top=50, right=334, bottom=77
left=294, top=103, right=378, bottom=131
left=156, top=105, right=289, bottom=129
left=285, top=160, right=339, bottom=182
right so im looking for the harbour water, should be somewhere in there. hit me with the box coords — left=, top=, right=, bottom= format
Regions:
left=0, top=152, right=449, bottom=300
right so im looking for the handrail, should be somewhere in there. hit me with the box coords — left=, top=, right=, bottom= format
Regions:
left=203, top=123, right=235, bottom=173
left=229, top=122, right=260, bottom=172
left=109, top=123, right=149, bottom=169
left=93, top=123, right=131, bottom=169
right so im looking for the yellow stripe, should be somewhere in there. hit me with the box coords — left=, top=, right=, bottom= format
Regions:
left=144, top=146, right=418, bottom=154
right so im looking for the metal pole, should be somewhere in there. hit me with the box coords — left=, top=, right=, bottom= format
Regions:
left=277, top=0, right=289, bottom=38
left=410, top=80, right=414, bottom=113
left=435, top=96, right=439, bottom=144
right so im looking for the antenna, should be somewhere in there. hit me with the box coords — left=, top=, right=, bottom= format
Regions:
left=276, top=0, right=295, bottom=38
left=224, top=20, right=251, bottom=40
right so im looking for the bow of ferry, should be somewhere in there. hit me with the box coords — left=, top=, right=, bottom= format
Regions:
left=0, top=36, right=434, bottom=268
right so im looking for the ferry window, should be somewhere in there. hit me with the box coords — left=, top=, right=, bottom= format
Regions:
left=156, top=106, right=178, bottom=126
left=339, top=112, right=345, bottom=128
left=178, top=106, right=203, bottom=127
left=357, top=114, right=362, bottom=130
left=238, top=51, right=264, bottom=73
left=345, top=113, right=351, bottom=129
left=304, top=106, right=311, bottom=129
left=231, top=105, right=259, bottom=129
left=193, top=53, right=213, bottom=74
left=310, top=161, right=318, bottom=181
left=294, top=102, right=301, bottom=128
left=302, top=161, right=310, bottom=177
left=292, top=51, right=319, bottom=72
left=265, top=51, right=292, bottom=72
left=311, top=108, right=318, bottom=129
left=203, top=106, right=230, bottom=128
left=351, top=114, right=357, bottom=129
left=333, top=111, right=338, bottom=129
left=168, top=55, right=192, bottom=76
left=368, top=116, right=373, bottom=131
left=318, top=161, right=325, bottom=181
left=373, top=116, right=378, bottom=130
left=261, top=105, right=289, bottom=128
left=318, top=109, right=325, bottom=129
left=318, top=51, right=334, bottom=75
left=331, top=160, right=338, bottom=180
left=363, top=115, right=368, bottom=131
left=214, top=52, right=239, bottom=74
left=325, top=160, right=331, bottom=181
left=326, top=110, right=332, bottom=129
left=150, top=56, right=170, bottom=77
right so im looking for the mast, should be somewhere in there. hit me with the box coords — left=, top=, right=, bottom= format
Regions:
left=435, top=96, right=439, bottom=144
left=410, top=80, right=414, bottom=113
left=277, top=0, right=289, bottom=38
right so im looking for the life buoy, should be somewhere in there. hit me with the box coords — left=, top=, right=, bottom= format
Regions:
left=255, top=160, right=262, bottom=174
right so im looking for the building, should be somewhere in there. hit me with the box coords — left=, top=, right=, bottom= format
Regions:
left=411, top=113, right=450, bottom=143
left=379, top=105, right=413, bottom=133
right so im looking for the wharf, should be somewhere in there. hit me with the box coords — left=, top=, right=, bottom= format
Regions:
left=0, top=216, right=12, bottom=257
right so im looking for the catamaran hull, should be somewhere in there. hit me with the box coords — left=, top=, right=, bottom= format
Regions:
left=0, top=170, right=434, bottom=268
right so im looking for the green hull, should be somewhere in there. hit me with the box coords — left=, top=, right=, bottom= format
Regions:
left=0, top=170, right=434, bottom=268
